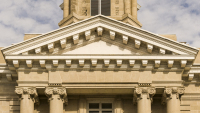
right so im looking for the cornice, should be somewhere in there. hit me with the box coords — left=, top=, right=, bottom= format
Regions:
left=4, top=55, right=196, bottom=60
left=1, top=15, right=198, bottom=55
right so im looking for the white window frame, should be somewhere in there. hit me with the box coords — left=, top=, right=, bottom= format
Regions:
left=87, top=98, right=114, bottom=113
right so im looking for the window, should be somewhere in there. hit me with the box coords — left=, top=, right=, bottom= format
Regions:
left=88, top=103, right=112, bottom=113
left=91, top=0, right=111, bottom=16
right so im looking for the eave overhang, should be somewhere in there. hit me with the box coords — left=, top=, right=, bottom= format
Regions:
left=1, top=15, right=199, bottom=56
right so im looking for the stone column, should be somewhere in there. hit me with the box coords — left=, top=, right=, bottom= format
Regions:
left=15, top=87, right=39, bottom=113
left=64, top=0, right=69, bottom=18
left=45, top=87, right=67, bottom=113
left=134, top=87, right=156, bottom=113
left=162, top=87, right=185, bottom=113
left=132, top=0, right=137, bottom=19
left=124, top=0, right=131, bottom=14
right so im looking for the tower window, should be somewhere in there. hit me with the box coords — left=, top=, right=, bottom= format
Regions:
left=91, top=0, right=110, bottom=16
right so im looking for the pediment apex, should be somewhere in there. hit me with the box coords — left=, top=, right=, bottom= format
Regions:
left=1, top=15, right=198, bottom=56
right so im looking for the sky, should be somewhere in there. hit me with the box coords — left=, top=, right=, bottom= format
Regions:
left=0, top=0, right=200, bottom=48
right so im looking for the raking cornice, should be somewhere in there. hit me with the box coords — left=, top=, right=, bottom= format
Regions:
left=1, top=15, right=199, bottom=55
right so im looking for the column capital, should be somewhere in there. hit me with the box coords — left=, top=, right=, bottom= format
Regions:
left=133, top=87, right=156, bottom=103
left=15, top=87, right=39, bottom=104
left=162, top=87, right=185, bottom=104
left=45, top=87, right=68, bottom=104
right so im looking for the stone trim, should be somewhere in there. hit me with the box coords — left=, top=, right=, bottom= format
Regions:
left=45, top=87, right=68, bottom=105
left=15, top=87, right=39, bottom=104
left=162, top=87, right=185, bottom=104
left=2, top=15, right=198, bottom=55
left=133, top=87, right=156, bottom=104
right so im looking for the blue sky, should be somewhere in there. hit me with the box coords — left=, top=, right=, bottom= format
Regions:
left=0, top=0, right=200, bottom=48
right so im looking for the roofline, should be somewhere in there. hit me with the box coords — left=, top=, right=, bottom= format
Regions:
left=1, top=14, right=199, bottom=53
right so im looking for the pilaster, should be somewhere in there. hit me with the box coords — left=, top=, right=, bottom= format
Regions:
left=15, top=87, right=39, bottom=113
left=45, top=87, right=67, bottom=113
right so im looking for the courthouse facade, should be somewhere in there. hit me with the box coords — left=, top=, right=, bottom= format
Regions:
left=1, top=0, right=200, bottom=113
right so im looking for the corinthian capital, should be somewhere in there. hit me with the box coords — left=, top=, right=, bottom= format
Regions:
left=15, top=87, right=39, bottom=104
left=162, top=87, right=185, bottom=104
left=45, top=87, right=67, bottom=104
left=133, top=87, right=156, bottom=103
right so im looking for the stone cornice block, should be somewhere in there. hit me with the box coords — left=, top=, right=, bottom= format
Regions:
left=73, top=34, right=79, bottom=44
left=26, top=60, right=32, bottom=68
left=66, top=60, right=71, bottom=66
left=60, top=38, right=67, bottom=48
left=79, top=59, right=85, bottom=66
left=135, top=40, right=141, bottom=49
left=39, top=60, right=46, bottom=67
left=116, top=60, right=122, bottom=66
left=35, top=47, right=41, bottom=54
left=155, top=60, right=161, bottom=68
left=91, top=59, right=97, bottom=66
left=104, top=59, right=110, bottom=66
left=181, top=60, right=187, bottom=68
left=48, top=43, right=54, bottom=53
left=110, top=31, right=115, bottom=40
left=142, top=60, right=148, bottom=66
left=97, top=27, right=103, bottom=36
left=168, top=60, right=174, bottom=68
left=53, top=60, right=59, bottom=67
left=129, top=60, right=135, bottom=66
left=188, top=73, right=194, bottom=81
left=147, top=44, right=153, bottom=53
left=85, top=30, right=91, bottom=40
left=13, top=60, right=19, bottom=68
left=6, top=74, right=12, bottom=81
left=123, top=35, right=128, bottom=44
left=160, top=48, right=166, bottom=54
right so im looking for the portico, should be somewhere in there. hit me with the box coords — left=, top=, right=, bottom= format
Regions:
left=0, top=0, right=199, bottom=113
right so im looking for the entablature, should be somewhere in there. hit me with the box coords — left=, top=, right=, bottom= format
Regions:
left=5, top=55, right=194, bottom=73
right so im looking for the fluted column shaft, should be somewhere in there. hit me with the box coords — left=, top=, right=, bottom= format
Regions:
left=45, top=87, right=67, bottom=113
left=15, top=87, right=39, bottom=113
left=134, top=87, right=156, bottom=113
left=163, top=87, right=185, bottom=113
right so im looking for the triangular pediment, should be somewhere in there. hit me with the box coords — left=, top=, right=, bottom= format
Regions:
left=1, top=15, right=199, bottom=56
